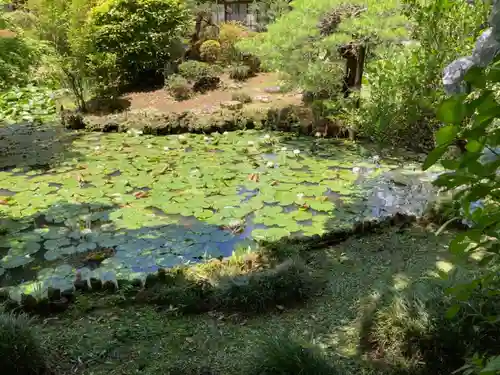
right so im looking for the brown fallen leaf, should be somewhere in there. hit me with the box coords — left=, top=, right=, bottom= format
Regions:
left=0, top=199, right=9, bottom=205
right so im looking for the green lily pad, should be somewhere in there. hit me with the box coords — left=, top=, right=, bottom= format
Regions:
left=292, top=210, right=313, bottom=221
left=309, top=200, right=335, bottom=212
left=251, top=227, right=290, bottom=241
left=1, top=254, right=33, bottom=268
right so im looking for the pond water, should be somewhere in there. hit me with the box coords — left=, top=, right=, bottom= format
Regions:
left=0, top=128, right=439, bottom=298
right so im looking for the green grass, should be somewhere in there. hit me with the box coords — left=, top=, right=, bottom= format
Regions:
left=34, top=227, right=454, bottom=375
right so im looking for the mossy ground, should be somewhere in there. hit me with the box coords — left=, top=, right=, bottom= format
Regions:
left=35, top=227, right=454, bottom=375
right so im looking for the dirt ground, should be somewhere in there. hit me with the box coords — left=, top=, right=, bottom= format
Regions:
left=122, top=72, right=303, bottom=114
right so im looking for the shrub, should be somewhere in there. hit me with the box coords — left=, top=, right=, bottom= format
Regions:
left=166, top=74, right=192, bottom=101
left=231, top=91, right=252, bottom=103
left=243, top=334, right=337, bottom=375
left=229, top=64, right=252, bottom=81
left=218, top=21, right=252, bottom=63
left=85, top=0, right=190, bottom=88
left=0, top=310, right=48, bottom=375
left=178, top=60, right=217, bottom=82
left=357, top=0, right=487, bottom=151
left=199, top=39, right=221, bottom=63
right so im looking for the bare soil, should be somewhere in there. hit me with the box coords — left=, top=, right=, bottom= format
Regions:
left=122, top=72, right=303, bottom=114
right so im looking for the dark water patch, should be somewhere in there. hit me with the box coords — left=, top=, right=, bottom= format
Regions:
left=282, top=204, right=298, bottom=213
left=301, top=181, right=319, bottom=186
left=107, top=170, right=122, bottom=178
left=0, top=188, right=16, bottom=196
left=80, top=182, right=97, bottom=189
left=48, top=182, right=63, bottom=189
left=208, top=148, right=224, bottom=153
left=261, top=153, right=278, bottom=161
left=297, top=219, right=313, bottom=226
left=185, top=147, right=193, bottom=153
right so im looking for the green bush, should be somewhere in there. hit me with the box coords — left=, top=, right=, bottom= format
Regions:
left=86, top=0, right=190, bottom=87
left=0, top=85, right=57, bottom=124
left=229, top=64, right=252, bottom=81
left=199, top=39, right=221, bottom=63
left=166, top=74, right=192, bottom=101
left=357, top=0, right=487, bottom=151
left=243, top=334, right=337, bottom=375
left=178, top=60, right=217, bottom=82
left=0, top=310, right=49, bottom=375
left=231, top=91, right=253, bottom=103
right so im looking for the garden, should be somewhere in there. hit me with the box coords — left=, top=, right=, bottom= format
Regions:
left=1, top=0, right=500, bottom=374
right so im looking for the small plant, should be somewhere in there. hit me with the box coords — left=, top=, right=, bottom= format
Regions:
left=231, top=91, right=252, bottom=103
left=229, top=64, right=252, bottom=81
left=178, top=60, right=217, bottom=82
left=200, top=39, right=221, bottom=63
left=166, top=74, right=192, bottom=101
left=0, top=310, right=49, bottom=375
left=243, top=333, right=337, bottom=375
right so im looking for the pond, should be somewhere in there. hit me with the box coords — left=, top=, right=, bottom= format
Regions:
left=0, top=128, right=439, bottom=298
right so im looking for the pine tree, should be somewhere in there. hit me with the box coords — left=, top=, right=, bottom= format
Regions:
left=238, top=0, right=408, bottom=96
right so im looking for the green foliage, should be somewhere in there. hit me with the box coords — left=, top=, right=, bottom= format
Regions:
left=166, top=74, right=192, bottom=101
left=238, top=0, right=407, bottom=96
left=248, top=0, right=291, bottom=31
left=358, top=0, right=487, bottom=150
left=243, top=334, right=337, bottom=375
left=0, top=310, right=48, bottom=375
left=229, top=64, right=252, bottom=81
left=178, top=60, right=217, bottom=82
left=0, top=85, right=56, bottom=124
left=218, top=21, right=253, bottom=64
left=0, top=11, right=52, bottom=90
left=231, top=91, right=253, bottom=103
left=86, top=0, right=190, bottom=87
left=25, top=0, right=96, bottom=109
left=423, top=56, right=500, bottom=374
left=199, top=39, right=221, bottom=63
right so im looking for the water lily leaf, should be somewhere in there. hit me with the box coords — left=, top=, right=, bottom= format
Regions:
left=1, top=254, right=33, bottom=268
left=44, top=237, right=71, bottom=251
left=309, top=200, right=335, bottom=212
left=292, top=210, right=313, bottom=221
left=251, top=227, right=290, bottom=241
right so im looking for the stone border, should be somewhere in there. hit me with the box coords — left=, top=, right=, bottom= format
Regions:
left=62, top=104, right=350, bottom=139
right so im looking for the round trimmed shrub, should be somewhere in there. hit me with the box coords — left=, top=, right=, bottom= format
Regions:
left=200, top=39, right=221, bottom=63
left=166, top=74, right=192, bottom=101
left=86, top=0, right=190, bottom=86
left=219, top=21, right=252, bottom=63
left=178, top=60, right=217, bottom=82
left=0, top=310, right=48, bottom=375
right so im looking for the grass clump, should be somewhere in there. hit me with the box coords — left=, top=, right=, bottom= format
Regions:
left=215, top=258, right=325, bottom=313
left=231, top=91, right=253, bottom=103
left=138, top=257, right=325, bottom=314
left=0, top=309, right=49, bottom=375
left=357, top=276, right=500, bottom=375
left=243, top=333, right=337, bottom=375
left=229, top=64, right=252, bottom=81
left=166, top=74, right=192, bottom=101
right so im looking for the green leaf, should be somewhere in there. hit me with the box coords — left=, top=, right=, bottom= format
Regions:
left=423, top=146, right=447, bottom=170
left=437, top=96, right=466, bottom=125
left=481, top=356, right=500, bottom=373
left=435, top=125, right=459, bottom=146
left=465, top=139, right=484, bottom=153
left=464, top=66, right=486, bottom=88
left=445, top=304, right=460, bottom=319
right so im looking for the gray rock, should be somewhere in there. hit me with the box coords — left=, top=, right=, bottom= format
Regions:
left=254, top=95, right=271, bottom=103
